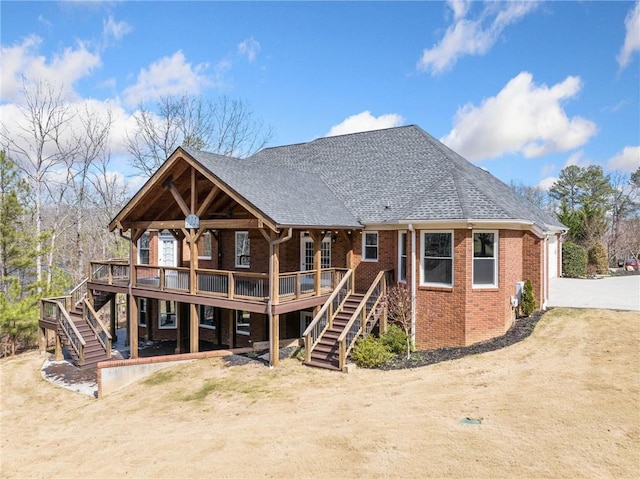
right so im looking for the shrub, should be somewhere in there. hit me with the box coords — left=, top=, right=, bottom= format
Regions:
left=520, top=279, right=536, bottom=317
left=351, top=335, right=394, bottom=368
left=587, top=241, right=608, bottom=275
left=562, top=242, right=587, bottom=278
left=381, top=324, right=407, bottom=355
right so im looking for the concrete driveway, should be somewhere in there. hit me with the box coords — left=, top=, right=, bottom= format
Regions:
left=548, top=275, right=640, bottom=311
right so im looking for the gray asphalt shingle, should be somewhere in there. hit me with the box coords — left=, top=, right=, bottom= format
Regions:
left=183, top=147, right=361, bottom=228
left=248, top=125, right=565, bottom=231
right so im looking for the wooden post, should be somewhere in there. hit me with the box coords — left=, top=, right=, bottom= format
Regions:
left=226, top=309, right=234, bottom=348
left=310, top=231, right=322, bottom=296
left=39, top=327, right=46, bottom=353
left=125, top=295, right=130, bottom=346
left=190, top=303, right=199, bottom=353
left=110, top=296, right=117, bottom=343
left=175, top=303, right=182, bottom=354
left=54, top=333, right=63, bottom=361
left=271, top=241, right=280, bottom=367
left=130, top=295, right=139, bottom=359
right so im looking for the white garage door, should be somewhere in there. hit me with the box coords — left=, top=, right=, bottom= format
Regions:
left=548, top=235, right=558, bottom=279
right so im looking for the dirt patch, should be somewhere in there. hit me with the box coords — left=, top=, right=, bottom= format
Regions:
left=1, top=308, right=638, bottom=479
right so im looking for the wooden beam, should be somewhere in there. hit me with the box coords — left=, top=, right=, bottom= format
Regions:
left=310, top=231, right=322, bottom=295
left=164, top=179, right=191, bottom=218
left=129, top=218, right=261, bottom=231
left=191, top=168, right=197, bottom=213
left=196, top=186, right=220, bottom=217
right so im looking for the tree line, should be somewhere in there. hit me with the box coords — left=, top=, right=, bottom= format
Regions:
left=512, top=164, right=640, bottom=272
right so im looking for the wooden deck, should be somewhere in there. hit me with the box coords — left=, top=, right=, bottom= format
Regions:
left=89, top=261, right=348, bottom=314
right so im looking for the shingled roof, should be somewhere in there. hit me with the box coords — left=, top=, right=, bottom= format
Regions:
left=249, top=125, right=565, bottom=232
left=182, top=147, right=361, bottom=229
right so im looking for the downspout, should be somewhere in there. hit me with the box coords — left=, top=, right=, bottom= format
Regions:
left=267, top=228, right=293, bottom=368
left=408, top=224, right=416, bottom=347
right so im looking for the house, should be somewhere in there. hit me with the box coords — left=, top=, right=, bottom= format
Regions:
left=39, top=125, right=566, bottom=370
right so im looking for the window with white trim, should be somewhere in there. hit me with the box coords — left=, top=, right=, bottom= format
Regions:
left=473, top=231, right=498, bottom=287
left=235, top=310, right=250, bottom=336
left=138, top=298, right=147, bottom=327
left=398, top=231, right=407, bottom=283
left=199, top=231, right=212, bottom=259
left=158, top=300, right=177, bottom=329
left=235, top=231, right=250, bottom=268
left=363, top=232, right=379, bottom=262
left=421, top=231, right=453, bottom=287
left=138, top=232, right=150, bottom=265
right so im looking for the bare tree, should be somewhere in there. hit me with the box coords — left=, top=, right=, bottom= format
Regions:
left=0, top=80, right=77, bottom=292
left=126, top=94, right=272, bottom=177
left=386, top=284, right=413, bottom=359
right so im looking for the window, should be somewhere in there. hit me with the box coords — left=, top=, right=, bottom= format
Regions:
left=199, top=231, right=212, bottom=259
left=235, top=310, right=250, bottom=336
left=158, top=300, right=177, bottom=329
left=398, top=231, right=407, bottom=283
left=363, top=232, right=378, bottom=262
left=235, top=231, right=250, bottom=268
left=421, top=232, right=453, bottom=287
left=138, top=232, right=150, bottom=265
left=473, top=231, right=498, bottom=287
left=199, top=305, right=219, bottom=329
left=138, top=298, right=147, bottom=327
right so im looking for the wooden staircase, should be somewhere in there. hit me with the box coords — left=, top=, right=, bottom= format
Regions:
left=58, top=306, right=110, bottom=368
left=306, top=293, right=365, bottom=370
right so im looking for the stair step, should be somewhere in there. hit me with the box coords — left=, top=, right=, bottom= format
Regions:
left=303, top=360, right=340, bottom=371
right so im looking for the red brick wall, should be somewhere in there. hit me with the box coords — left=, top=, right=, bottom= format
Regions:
left=352, top=230, right=397, bottom=293
left=464, top=230, right=522, bottom=345
left=414, top=230, right=468, bottom=349
left=522, top=231, right=544, bottom=310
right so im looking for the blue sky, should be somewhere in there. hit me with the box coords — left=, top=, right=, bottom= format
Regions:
left=1, top=1, right=639, bottom=190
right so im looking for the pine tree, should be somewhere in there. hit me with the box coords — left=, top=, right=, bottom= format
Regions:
left=0, top=151, right=58, bottom=355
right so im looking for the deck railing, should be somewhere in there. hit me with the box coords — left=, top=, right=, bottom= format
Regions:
left=41, top=298, right=86, bottom=364
left=337, top=270, right=388, bottom=370
left=82, top=299, right=112, bottom=358
left=303, top=269, right=353, bottom=363
left=91, top=260, right=129, bottom=284
left=90, top=260, right=347, bottom=303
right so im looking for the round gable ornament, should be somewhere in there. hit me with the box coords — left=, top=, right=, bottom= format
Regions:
left=185, top=214, right=200, bottom=229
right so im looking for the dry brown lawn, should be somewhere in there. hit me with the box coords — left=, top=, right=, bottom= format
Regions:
left=1, top=308, right=639, bottom=479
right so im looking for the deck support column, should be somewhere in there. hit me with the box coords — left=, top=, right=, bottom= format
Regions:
left=110, top=296, right=117, bottom=343
left=54, top=332, right=63, bottom=361
left=271, top=240, right=280, bottom=366
left=190, top=303, right=199, bottom=353
left=226, top=309, right=234, bottom=348
left=129, top=295, right=139, bottom=359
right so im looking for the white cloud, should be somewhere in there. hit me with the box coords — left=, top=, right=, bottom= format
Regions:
left=538, top=176, right=558, bottom=191
left=0, top=35, right=101, bottom=102
left=326, top=111, right=405, bottom=137
left=607, top=146, right=640, bottom=172
left=417, top=1, right=538, bottom=75
left=617, top=1, right=640, bottom=69
left=441, top=72, right=597, bottom=161
left=563, top=150, right=592, bottom=168
left=122, top=51, right=211, bottom=107
left=448, top=0, right=471, bottom=21
left=103, top=15, right=133, bottom=43
left=237, top=37, right=261, bottom=63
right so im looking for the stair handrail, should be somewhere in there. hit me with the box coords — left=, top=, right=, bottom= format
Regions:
left=303, top=269, right=353, bottom=363
left=82, top=298, right=112, bottom=358
left=70, top=279, right=88, bottom=310
left=42, top=298, right=86, bottom=365
left=337, top=270, right=388, bottom=370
